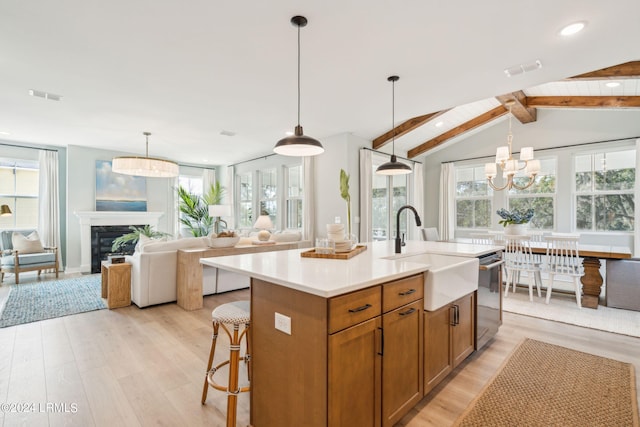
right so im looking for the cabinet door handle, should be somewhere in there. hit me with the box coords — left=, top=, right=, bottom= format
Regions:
left=449, top=306, right=456, bottom=326
left=378, top=327, right=384, bottom=356
left=398, top=288, right=416, bottom=296
left=454, top=305, right=460, bottom=326
left=348, top=303, right=372, bottom=313
left=399, top=307, right=416, bottom=316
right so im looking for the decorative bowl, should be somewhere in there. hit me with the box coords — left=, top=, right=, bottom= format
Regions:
left=208, top=236, right=240, bottom=248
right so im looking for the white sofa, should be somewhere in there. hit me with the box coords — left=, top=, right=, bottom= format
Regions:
left=126, top=236, right=209, bottom=308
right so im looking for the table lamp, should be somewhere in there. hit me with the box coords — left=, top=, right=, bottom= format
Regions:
left=0, top=205, right=12, bottom=216
left=253, top=215, right=274, bottom=242
left=208, top=205, right=231, bottom=234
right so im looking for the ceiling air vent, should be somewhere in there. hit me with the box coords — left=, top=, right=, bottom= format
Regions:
left=29, top=89, right=63, bottom=101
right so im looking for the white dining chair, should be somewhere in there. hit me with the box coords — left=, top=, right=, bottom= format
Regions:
left=544, top=234, right=584, bottom=308
left=503, top=235, right=542, bottom=302
left=421, top=227, right=440, bottom=241
left=470, top=233, right=496, bottom=245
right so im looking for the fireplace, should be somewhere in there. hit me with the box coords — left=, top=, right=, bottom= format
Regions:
left=90, top=225, right=144, bottom=273
left=75, top=211, right=164, bottom=273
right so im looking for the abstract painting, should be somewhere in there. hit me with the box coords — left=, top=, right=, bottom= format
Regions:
left=95, top=160, right=147, bottom=211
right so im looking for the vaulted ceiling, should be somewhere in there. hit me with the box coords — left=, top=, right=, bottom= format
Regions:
left=373, top=61, right=640, bottom=159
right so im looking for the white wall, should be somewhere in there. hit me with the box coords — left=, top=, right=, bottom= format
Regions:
left=66, top=145, right=175, bottom=272
left=420, top=109, right=640, bottom=250
left=314, top=133, right=367, bottom=240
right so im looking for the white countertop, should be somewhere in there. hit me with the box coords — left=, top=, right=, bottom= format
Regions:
left=200, top=240, right=502, bottom=298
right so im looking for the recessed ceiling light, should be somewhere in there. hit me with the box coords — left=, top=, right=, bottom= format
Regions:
left=285, top=131, right=294, bottom=136
left=559, top=21, right=586, bottom=36
left=0, top=131, right=10, bottom=136
left=220, top=130, right=236, bottom=137
left=605, top=81, right=621, bottom=88
left=435, top=121, right=444, bottom=128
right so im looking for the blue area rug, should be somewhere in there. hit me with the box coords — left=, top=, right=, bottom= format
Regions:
left=0, top=275, right=106, bottom=328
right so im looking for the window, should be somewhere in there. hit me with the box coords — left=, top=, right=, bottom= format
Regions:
left=237, top=172, right=253, bottom=229
left=0, top=159, right=39, bottom=229
left=285, top=165, right=303, bottom=229
left=259, top=168, right=277, bottom=224
left=178, top=175, right=203, bottom=195
left=575, top=150, right=635, bottom=232
left=455, top=165, right=492, bottom=229
left=371, top=155, right=410, bottom=241
left=508, top=157, right=556, bottom=230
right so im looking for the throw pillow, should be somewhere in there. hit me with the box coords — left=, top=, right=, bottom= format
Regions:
left=12, top=231, right=45, bottom=254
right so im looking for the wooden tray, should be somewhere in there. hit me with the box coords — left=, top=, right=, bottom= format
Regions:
left=300, top=244, right=367, bottom=260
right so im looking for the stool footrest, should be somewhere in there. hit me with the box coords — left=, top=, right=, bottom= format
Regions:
left=207, top=356, right=251, bottom=394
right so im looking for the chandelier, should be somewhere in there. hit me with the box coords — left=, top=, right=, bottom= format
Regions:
left=112, top=132, right=179, bottom=178
left=484, top=101, right=540, bottom=191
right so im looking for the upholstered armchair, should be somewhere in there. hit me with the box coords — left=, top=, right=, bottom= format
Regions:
left=0, top=230, right=59, bottom=284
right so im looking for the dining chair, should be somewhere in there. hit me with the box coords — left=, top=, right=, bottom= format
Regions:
left=503, top=235, right=542, bottom=302
left=421, top=227, right=440, bottom=241
left=470, top=233, right=496, bottom=245
left=543, top=234, right=583, bottom=308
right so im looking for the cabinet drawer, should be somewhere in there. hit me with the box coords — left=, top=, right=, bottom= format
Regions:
left=329, top=286, right=381, bottom=334
left=383, top=274, right=424, bottom=313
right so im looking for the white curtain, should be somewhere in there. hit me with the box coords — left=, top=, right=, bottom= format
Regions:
left=226, top=165, right=236, bottom=230
left=439, top=162, right=456, bottom=241
left=412, top=162, right=424, bottom=241
left=166, top=176, right=178, bottom=238
left=203, top=168, right=216, bottom=192
left=38, top=150, right=61, bottom=268
left=359, top=149, right=373, bottom=243
left=302, top=157, right=315, bottom=242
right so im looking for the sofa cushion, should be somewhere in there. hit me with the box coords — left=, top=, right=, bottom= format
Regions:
left=138, top=236, right=208, bottom=253
left=12, top=231, right=45, bottom=254
left=1, top=252, right=56, bottom=267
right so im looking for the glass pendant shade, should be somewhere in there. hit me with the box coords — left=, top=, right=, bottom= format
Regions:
left=112, top=132, right=179, bottom=178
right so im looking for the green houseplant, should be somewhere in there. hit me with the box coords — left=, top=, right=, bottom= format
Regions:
left=339, top=169, right=352, bottom=237
left=178, top=182, right=226, bottom=237
left=111, top=225, right=171, bottom=252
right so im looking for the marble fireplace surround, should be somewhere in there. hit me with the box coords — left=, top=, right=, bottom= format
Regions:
left=75, top=211, right=164, bottom=273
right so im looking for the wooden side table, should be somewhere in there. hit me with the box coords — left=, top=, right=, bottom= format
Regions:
left=101, top=261, right=132, bottom=309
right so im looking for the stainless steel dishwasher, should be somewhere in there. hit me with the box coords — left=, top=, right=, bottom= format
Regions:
left=476, top=251, right=504, bottom=350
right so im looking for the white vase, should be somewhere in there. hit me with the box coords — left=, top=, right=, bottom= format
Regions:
left=505, top=223, right=528, bottom=235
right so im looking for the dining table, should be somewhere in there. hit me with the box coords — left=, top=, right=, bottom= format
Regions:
left=527, top=242, right=632, bottom=309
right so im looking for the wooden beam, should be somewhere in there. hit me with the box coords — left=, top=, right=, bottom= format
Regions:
left=372, top=110, right=449, bottom=149
left=526, top=96, right=640, bottom=108
left=407, top=106, right=508, bottom=158
left=568, top=61, right=640, bottom=80
left=495, top=91, right=537, bottom=123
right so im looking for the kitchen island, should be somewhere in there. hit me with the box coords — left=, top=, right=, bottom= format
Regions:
left=200, top=240, right=503, bottom=427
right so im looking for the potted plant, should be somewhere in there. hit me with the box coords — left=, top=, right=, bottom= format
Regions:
left=178, top=182, right=226, bottom=237
left=496, top=208, right=534, bottom=235
left=111, top=225, right=172, bottom=252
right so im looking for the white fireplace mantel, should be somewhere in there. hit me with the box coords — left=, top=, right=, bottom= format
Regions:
left=75, top=211, right=164, bottom=273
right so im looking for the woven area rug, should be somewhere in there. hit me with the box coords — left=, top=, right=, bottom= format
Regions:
left=455, top=338, right=639, bottom=427
left=0, top=274, right=106, bottom=328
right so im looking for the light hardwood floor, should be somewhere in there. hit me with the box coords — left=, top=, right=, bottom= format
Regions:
left=0, top=283, right=638, bottom=427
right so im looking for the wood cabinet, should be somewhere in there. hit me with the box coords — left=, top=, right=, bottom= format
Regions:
left=251, top=273, right=423, bottom=427
left=424, top=292, right=475, bottom=395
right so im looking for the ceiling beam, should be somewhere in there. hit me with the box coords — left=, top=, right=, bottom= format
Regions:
left=495, top=91, right=537, bottom=123
left=372, top=110, right=449, bottom=149
left=568, top=61, right=640, bottom=80
left=526, top=96, right=640, bottom=108
left=407, top=106, right=508, bottom=158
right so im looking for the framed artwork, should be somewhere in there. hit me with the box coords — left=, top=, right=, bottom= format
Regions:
left=95, top=160, right=147, bottom=211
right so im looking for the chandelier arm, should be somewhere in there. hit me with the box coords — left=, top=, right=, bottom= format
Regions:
left=486, top=176, right=511, bottom=191
left=510, top=174, right=537, bottom=191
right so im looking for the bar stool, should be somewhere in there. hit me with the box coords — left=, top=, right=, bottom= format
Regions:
left=201, top=300, right=251, bottom=427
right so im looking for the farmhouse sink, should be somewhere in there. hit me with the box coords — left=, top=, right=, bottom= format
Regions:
left=393, top=253, right=479, bottom=311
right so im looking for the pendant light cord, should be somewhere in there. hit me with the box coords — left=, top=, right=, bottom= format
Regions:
left=297, top=23, right=301, bottom=127
left=391, top=78, right=395, bottom=155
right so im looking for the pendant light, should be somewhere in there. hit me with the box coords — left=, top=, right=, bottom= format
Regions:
left=112, top=132, right=179, bottom=178
left=376, top=75, right=412, bottom=175
left=273, top=15, right=324, bottom=157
